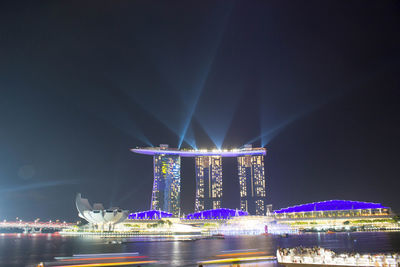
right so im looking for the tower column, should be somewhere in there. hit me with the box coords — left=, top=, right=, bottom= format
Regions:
left=237, top=154, right=266, bottom=215
left=195, top=156, right=222, bottom=211
left=151, top=154, right=181, bottom=216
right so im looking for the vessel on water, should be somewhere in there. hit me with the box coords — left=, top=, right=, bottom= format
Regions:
left=277, top=247, right=400, bottom=266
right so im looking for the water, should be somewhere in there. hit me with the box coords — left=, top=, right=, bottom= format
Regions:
left=1, top=232, right=400, bottom=266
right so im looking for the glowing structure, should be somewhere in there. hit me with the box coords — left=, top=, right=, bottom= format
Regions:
left=132, top=146, right=266, bottom=157
left=185, top=208, right=248, bottom=220
left=211, top=216, right=295, bottom=236
left=273, top=200, right=394, bottom=231
left=128, top=210, right=173, bottom=220
left=75, top=193, right=129, bottom=231
left=131, top=145, right=266, bottom=216
left=238, top=145, right=266, bottom=215
left=151, top=147, right=181, bottom=216
left=195, top=156, right=223, bottom=211
left=274, top=200, right=390, bottom=218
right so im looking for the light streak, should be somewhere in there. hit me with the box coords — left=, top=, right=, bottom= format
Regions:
left=198, top=255, right=276, bottom=264
left=220, top=249, right=259, bottom=253
left=60, top=256, right=146, bottom=262
left=178, top=90, right=202, bottom=149
left=72, top=252, right=139, bottom=258
left=177, top=3, right=236, bottom=149
left=216, top=251, right=266, bottom=257
left=53, top=260, right=157, bottom=267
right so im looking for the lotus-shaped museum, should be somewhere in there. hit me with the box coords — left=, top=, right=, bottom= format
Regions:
left=75, top=193, right=129, bottom=230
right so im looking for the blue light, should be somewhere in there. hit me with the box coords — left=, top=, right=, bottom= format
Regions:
left=185, top=5, right=236, bottom=150
left=196, top=105, right=240, bottom=150
left=261, top=115, right=300, bottom=147
left=180, top=125, right=198, bottom=150
left=185, top=208, right=248, bottom=220
left=178, top=82, right=205, bottom=149
left=128, top=210, right=173, bottom=220
left=132, top=147, right=266, bottom=157
left=274, top=200, right=388, bottom=214
left=247, top=117, right=297, bottom=147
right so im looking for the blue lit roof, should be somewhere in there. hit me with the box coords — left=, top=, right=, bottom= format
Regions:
left=185, top=208, right=248, bottom=220
left=128, top=210, right=173, bottom=220
left=274, top=200, right=388, bottom=214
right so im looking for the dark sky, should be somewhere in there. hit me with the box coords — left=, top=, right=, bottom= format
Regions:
left=0, top=1, right=399, bottom=221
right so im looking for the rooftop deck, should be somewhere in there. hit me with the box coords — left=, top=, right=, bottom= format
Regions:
left=131, top=147, right=266, bottom=157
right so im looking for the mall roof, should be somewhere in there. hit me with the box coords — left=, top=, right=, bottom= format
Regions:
left=128, top=210, right=173, bottom=220
left=185, top=208, right=248, bottom=220
left=131, top=147, right=266, bottom=157
left=274, top=200, right=389, bottom=214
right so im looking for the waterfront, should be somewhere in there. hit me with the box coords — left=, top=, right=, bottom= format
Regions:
left=1, top=232, right=400, bottom=266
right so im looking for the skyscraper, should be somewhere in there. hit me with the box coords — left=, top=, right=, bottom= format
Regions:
left=132, top=145, right=266, bottom=216
left=238, top=154, right=266, bottom=215
left=195, top=156, right=223, bottom=211
left=151, top=153, right=181, bottom=216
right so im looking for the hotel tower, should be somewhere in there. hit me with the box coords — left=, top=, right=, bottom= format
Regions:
left=151, top=145, right=181, bottom=216
left=195, top=156, right=223, bottom=211
left=132, top=144, right=266, bottom=216
left=237, top=152, right=266, bottom=215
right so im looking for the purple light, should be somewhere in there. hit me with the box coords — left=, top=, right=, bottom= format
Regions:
left=274, top=200, right=388, bottom=214
left=131, top=147, right=266, bottom=157
left=185, top=208, right=248, bottom=220
left=128, top=210, right=173, bottom=220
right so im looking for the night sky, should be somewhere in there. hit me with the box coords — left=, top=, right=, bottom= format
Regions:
left=0, top=1, right=399, bottom=221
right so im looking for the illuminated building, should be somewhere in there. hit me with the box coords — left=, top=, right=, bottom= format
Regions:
left=132, top=146, right=266, bottom=158
left=274, top=200, right=396, bottom=231
left=128, top=210, right=173, bottom=220
left=75, top=193, right=129, bottom=231
left=185, top=208, right=248, bottom=220
left=211, top=216, right=295, bottom=236
left=274, top=200, right=391, bottom=218
left=238, top=146, right=266, bottom=215
left=152, top=152, right=181, bottom=216
left=195, top=156, right=223, bottom=211
left=131, top=145, right=266, bottom=216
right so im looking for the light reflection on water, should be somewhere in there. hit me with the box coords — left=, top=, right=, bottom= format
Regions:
left=0, top=232, right=399, bottom=266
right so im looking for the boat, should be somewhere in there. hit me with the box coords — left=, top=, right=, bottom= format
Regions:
left=277, top=247, right=400, bottom=266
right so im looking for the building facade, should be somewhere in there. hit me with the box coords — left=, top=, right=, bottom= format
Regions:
left=238, top=154, right=266, bottom=215
left=195, top=156, right=223, bottom=211
left=132, top=145, right=266, bottom=217
left=151, top=154, right=181, bottom=216
left=273, top=200, right=396, bottom=231
left=75, top=193, right=129, bottom=231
